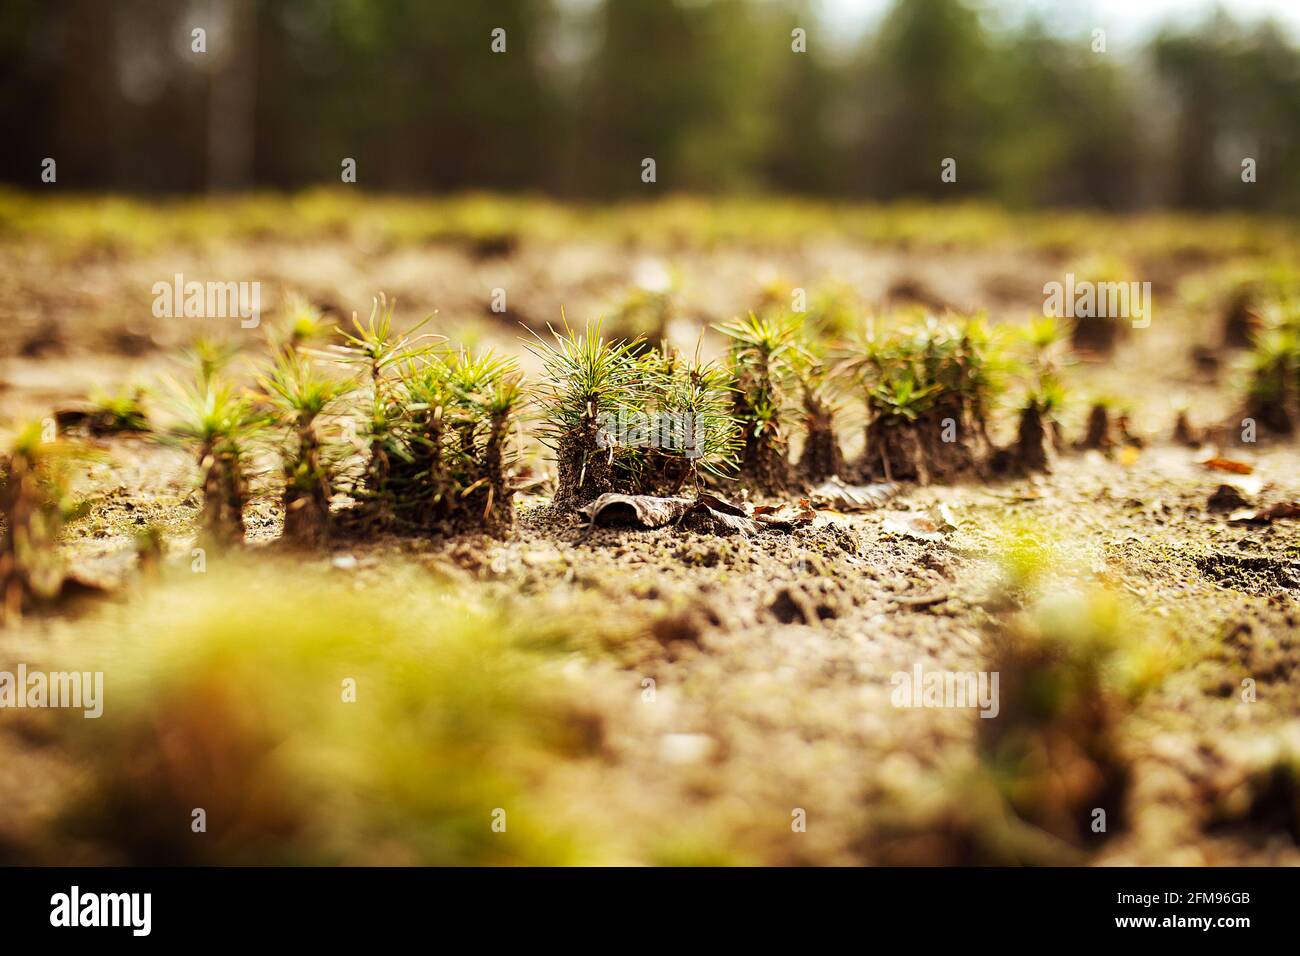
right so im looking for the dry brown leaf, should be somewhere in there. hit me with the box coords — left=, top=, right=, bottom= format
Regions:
left=581, top=494, right=693, bottom=528
left=808, top=478, right=899, bottom=512
left=1199, top=454, right=1254, bottom=475
left=753, top=504, right=816, bottom=532
left=881, top=513, right=945, bottom=543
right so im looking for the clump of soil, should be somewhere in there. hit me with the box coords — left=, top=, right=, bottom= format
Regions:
left=0, top=425, right=85, bottom=620
left=790, top=366, right=842, bottom=486
left=796, top=388, right=844, bottom=485
left=735, top=421, right=792, bottom=494
left=1070, top=314, right=1125, bottom=355
left=989, top=404, right=1060, bottom=477
left=862, top=400, right=987, bottom=485
left=852, top=317, right=997, bottom=485
left=198, top=447, right=251, bottom=548
left=1173, top=410, right=1203, bottom=447
left=552, top=415, right=618, bottom=512
left=1076, top=403, right=1114, bottom=453
left=1075, top=403, right=1143, bottom=455
left=1204, top=731, right=1300, bottom=845
left=768, top=583, right=840, bottom=624
left=1012, top=405, right=1055, bottom=473
left=1223, top=287, right=1264, bottom=349
left=1207, top=484, right=1251, bottom=512
left=1237, top=316, right=1300, bottom=437
left=1194, top=553, right=1300, bottom=594
left=978, top=594, right=1132, bottom=847
left=885, top=276, right=949, bottom=313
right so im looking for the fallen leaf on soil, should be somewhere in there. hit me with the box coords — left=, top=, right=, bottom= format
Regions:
left=695, top=492, right=745, bottom=516
left=881, top=513, right=945, bottom=543
left=753, top=500, right=816, bottom=532
left=1198, top=454, right=1254, bottom=475
left=582, top=492, right=761, bottom=534
left=1228, top=502, right=1300, bottom=525
left=808, top=478, right=899, bottom=511
left=581, top=493, right=693, bottom=528
left=692, top=493, right=759, bottom=535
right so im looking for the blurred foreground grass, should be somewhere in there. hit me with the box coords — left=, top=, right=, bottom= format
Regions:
left=33, top=559, right=600, bottom=865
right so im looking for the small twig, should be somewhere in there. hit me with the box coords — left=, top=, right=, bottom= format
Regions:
left=889, top=591, right=951, bottom=608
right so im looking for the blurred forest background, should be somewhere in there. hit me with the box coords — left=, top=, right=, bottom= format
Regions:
left=2, top=0, right=1299, bottom=210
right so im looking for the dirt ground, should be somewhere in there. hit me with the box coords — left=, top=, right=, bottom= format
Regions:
left=2, top=199, right=1299, bottom=865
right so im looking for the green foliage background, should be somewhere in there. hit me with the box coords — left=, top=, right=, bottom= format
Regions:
left=2, top=0, right=1298, bottom=209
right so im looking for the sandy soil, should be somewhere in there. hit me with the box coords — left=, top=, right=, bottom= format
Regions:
left=2, top=225, right=1299, bottom=865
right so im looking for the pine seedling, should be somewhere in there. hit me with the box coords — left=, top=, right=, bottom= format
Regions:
left=329, top=293, right=439, bottom=400
left=446, top=350, right=527, bottom=534
left=1211, top=262, right=1300, bottom=348
left=1242, top=305, right=1300, bottom=436
left=666, top=352, right=741, bottom=488
left=478, top=373, right=528, bottom=534
left=869, top=371, right=939, bottom=422
left=861, top=368, right=938, bottom=483
left=848, top=315, right=996, bottom=484
left=182, top=336, right=242, bottom=387
left=445, top=349, right=516, bottom=455
left=347, top=390, right=407, bottom=526
left=353, top=347, right=527, bottom=535
left=952, top=314, right=1008, bottom=449
left=631, top=346, right=740, bottom=494
left=387, top=355, right=455, bottom=527
left=527, top=318, right=642, bottom=510
left=277, top=292, right=329, bottom=352
left=0, top=422, right=87, bottom=623
left=56, top=383, right=150, bottom=436
left=753, top=276, right=796, bottom=317
left=805, top=284, right=860, bottom=339
left=1065, top=254, right=1132, bottom=355
left=328, top=294, right=441, bottom=509
left=791, top=347, right=846, bottom=485
left=608, top=272, right=676, bottom=346
left=1011, top=316, right=1071, bottom=473
left=91, top=384, right=150, bottom=433
left=260, top=347, right=352, bottom=546
left=160, top=375, right=266, bottom=548
left=716, top=311, right=803, bottom=495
